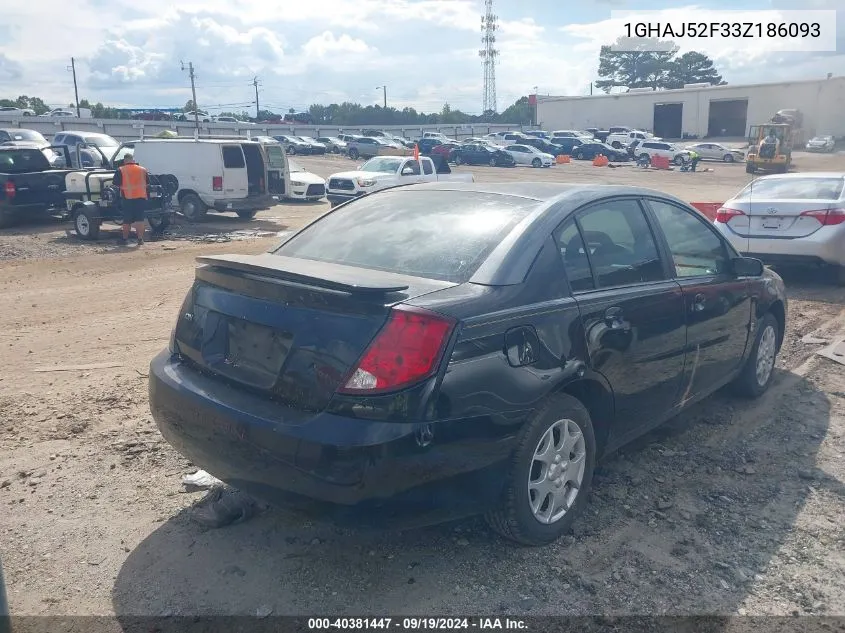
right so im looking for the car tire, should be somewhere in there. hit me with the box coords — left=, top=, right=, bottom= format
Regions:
left=611, top=141, right=622, bottom=149
left=574, top=150, right=584, bottom=160
left=349, top=148, right=359, bottom=160
left=673, top=155, right=687, bottom=166
left=489, top=157, right=497, bottom=167
left=288, top=146, right=297, bottom=155
left=531, top=158, right=541, bottom=168
left=147, top=214, right=171, bottom=232
left=731, top=312, right=779, bottom=398
left=723, top=154, right=735, bottom=163
left=237, top=210, right=258, bottom=220
left=73, top=206, right=101, bottom=241
left=180, top=193, right=207, bottom=223
left=485, top=393, right=596, bottom=546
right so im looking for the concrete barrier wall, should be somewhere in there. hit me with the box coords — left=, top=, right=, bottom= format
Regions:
left=0, top=118, right=528, bottom=143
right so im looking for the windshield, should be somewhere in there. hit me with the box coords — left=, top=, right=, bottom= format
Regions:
left=274, top=190, right=537, bottom=283
left=83, top=135, right=118, bottom=148
left=360, top=157, right=403, bottom=173
left=6, top=130, right=45, bottom=142
left=738, top=177, right=844, bottom=201
left=0, top=149, right=49, bottom=173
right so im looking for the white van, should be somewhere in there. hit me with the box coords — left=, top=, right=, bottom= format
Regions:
left=112, top=138, right=289, bottom=221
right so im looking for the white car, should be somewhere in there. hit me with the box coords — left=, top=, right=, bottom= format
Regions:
left=503, top=144, right=554, bottom=167
left=713, top=172, right=845, bottom=284
left=685, top=142, right=745, bottom=163
left=39, top=109, right=76, bottom=118
left=214, top=116, right=249, bottom=124
left=805, top=136, right=835, bottom=153
left=636, top=140, right=690, bottom=166
left=606, top=129, right=653, bottom=149
left=0, top=106, right=35, bottom=117
left=551, top=130, right=592, bottom=141
left=286, top=159, right=326, bottom=202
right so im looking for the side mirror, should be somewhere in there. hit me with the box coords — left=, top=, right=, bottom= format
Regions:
left=731, top=256, right=764, bottom=277
left=401, top=167, right=415, bottom=176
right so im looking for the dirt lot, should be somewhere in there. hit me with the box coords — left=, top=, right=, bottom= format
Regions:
left=1, top=153, right=844, bottom=621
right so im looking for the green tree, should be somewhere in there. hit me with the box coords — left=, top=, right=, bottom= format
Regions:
left=665, top=51, right=725, bottom=89
left=595, top=39, right=679, bottom=92
left=498, top=97, right=532, bottom=125
left=183, top=100, right=195, bottom=112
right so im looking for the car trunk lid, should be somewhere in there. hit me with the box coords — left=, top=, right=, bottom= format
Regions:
left=172, top=254, right=455, bottom=411
left=721, top=198, right=842, bottom=239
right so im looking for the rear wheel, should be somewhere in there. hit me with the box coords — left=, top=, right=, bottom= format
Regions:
left=147, top=214, right=171, bottom=232
left=237, top=210, right=257, bottom=220
left=73, top=207, right=101, bottom=241
left=485, top=393, right=596, bottom=546
left=489, top=157, right=497, bottom=167
left=531, top=158, right=541, bottom=168
left=574, top=150, right=584, bottom=160
left=674, top=154, right=687, bottom=166
left=732, top=312, right=779, bottom=398
left=723, top=154, right=735, bottom=163
left=287, top=146, right=297, bottom=155
left=348, top=148, right=359, bottom=160
left=180, top=193, right=207, bottom=223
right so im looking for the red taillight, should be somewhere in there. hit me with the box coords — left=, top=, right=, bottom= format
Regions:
left=715, top=206, right=745, bottom=223
left=212, top=176, right=223, bottom=191
left=800, top=208, right=845, bottom=226
left=338, top=305, right=456, bottom=394
left=3, top=181, right=15, bottom=199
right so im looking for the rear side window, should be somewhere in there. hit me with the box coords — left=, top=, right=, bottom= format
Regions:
left=0, top=149, right=49, bottom=173
left=222, top=146, right=245, bottom=168
left=575, top=199, right=664, bottom=288
left=275, top=190, right=536, bottom=284
left=737, top=177, right=844, bottom=201
left=555, top=220, right=594, bottom=292
left=422, top=160, right=433, bottom=175
left=648, top=200, right=730, bottom=277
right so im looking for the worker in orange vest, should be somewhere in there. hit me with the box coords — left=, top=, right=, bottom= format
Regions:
left=112, top=153, right=149, bottom=246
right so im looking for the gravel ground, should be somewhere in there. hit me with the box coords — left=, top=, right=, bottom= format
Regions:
left=0, top=155, right=844, bottom=622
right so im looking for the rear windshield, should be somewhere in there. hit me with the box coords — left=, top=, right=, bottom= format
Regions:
left=274, top=190, right=537, bottom=283
left=0, top=149, right=49, bottom=173
left=6, top=130, right=45, bottom=142
left=738, top=177, right=845, bottom=201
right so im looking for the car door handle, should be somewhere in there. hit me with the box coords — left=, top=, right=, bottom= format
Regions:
left=692, top=294, right=706, bottom=312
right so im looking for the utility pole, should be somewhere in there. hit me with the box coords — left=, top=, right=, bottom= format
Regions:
left=181, top=61, right=199, bottom=130
left=376, top=85, right=387, bottom=108
left=253, top=76, right=260, bottom=120
left=67, top=58, right=80, bottom=117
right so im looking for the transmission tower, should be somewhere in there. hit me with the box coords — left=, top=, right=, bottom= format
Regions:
left=479, top=0, right=499, bottom=116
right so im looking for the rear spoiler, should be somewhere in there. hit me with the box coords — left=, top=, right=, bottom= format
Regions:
left=196, top=253, right=411, bottom=294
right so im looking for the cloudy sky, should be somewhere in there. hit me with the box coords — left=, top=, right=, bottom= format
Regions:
left=0, top=0, right=842, bottom=115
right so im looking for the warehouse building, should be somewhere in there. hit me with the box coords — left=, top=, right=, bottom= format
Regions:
left=536, top=75, right=844, bottom=140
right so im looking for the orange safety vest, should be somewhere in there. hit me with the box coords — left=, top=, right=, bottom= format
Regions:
left=118, top=163, right=149, bottom=200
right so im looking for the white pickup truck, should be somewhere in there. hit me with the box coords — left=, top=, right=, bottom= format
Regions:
left=606, top=129, right=654, bottom=149
left=326, top=155, right=474, bottom=207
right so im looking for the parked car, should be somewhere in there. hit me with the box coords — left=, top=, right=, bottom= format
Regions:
left=606, top=129, right=653, bottom=149
left=213, top=116, right=244, bottom=124
left=285, top=159, right=326, bottom=202
left=636, top=141, right=690, bottom=166
left=297, top=136, right=327, bottom=155
left=337, top=134, right=362, bottom=144
left=179, top=111, right=211, bottom=122
left=273, top=135, right=312, bottom=155
left=684, top=142, right=745, bottom=163
left=0, top=128, right=48, bottom=145
left=0, top=106, right=35, bottom=117
left=522, top=136, right=565, bottom=156
left=805, top=136, right=835, bottom=153
left=504, top=144, right=555, bottom=168
left=452, top=143, right=515, bottom=167
left=52, top=131, right=120, bottom=168
left=524, top=130, right=550, bottom=139
left=571, top=142, right=628, bottom=161
left=151, top=182, right=787, bottom=545
left=550, top=130, right=592, bottom=142
left=0, top=146, right=71, bottom=227
left=346, top=137, right=409, bottom=160
left=312, top=137, right=342, bottom=153
left=326, top=155, right=473, bottom=206
left=415, top=138, right=451, bottom=155
left=713, top=172, right=845, bottom=285
left=133, top=111, right=172, bottom=121
left=430, top=142, right=460, bottom=162
left=39, top=109, right=77, bottom=118
left=551, top=137, right=585, bottom=156
left=112, top=138, right=289, bottom=221
left=0, top=141, right=65, bottom=168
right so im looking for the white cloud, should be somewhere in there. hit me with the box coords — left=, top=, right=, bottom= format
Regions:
left=302, top=32, right=373, bottom=58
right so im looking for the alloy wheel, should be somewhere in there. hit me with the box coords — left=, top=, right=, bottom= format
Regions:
left=755, top=324, right=777, bottom=386
left=528, top=419, right=586, bottom=524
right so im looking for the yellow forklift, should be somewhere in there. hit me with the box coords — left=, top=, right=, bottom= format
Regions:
left=745, top=123, right=793, bottom=174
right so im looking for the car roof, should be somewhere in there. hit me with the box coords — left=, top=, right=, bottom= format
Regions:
left=398, top=181, right=677, bottom=202
left=751, top=171, right=845, bottom=180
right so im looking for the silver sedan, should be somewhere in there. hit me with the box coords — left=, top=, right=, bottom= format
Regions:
left=685, top=142, right=745, bottom=163
left=503, top=144, right=554, bottom=167
left=712, top=172, right=845, bottom=284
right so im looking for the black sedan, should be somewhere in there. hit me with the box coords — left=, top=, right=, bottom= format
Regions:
left=452, top=143, right=515, bottom=167
left=550, top=137, right=585, bottom=156
left=572, top=142, right=629, bottom=161
left=521, top=137, right=565, bottom=156
left=150, top=183, right=787, bottom=545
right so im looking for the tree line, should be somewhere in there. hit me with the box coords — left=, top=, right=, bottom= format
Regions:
left=595, top=42, right=724, bottom=92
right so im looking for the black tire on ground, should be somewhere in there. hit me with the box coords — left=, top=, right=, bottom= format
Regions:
left=484, top=393, right=597, bottom=546
left=157, top=174, right=179, bottom=195
left=180, top=193, right=207, bottom=223
left=148, top=214, right=171, bottom=232
left=574, top=150, right=584, bottom=160
left=723, top=154, right=735, bottom=163
left=237, top=210, right=257, bottom=220
left=73, top=206, right=101, bottom=241
left=731, top=312, right=779, bottom=398
left=288, top=146, right=297, bottom=155
left=489, top=157, right=497, bottom=167
left=531, top=158, right=541, bottom=168
left=349, top=148, right=359, bottom=160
